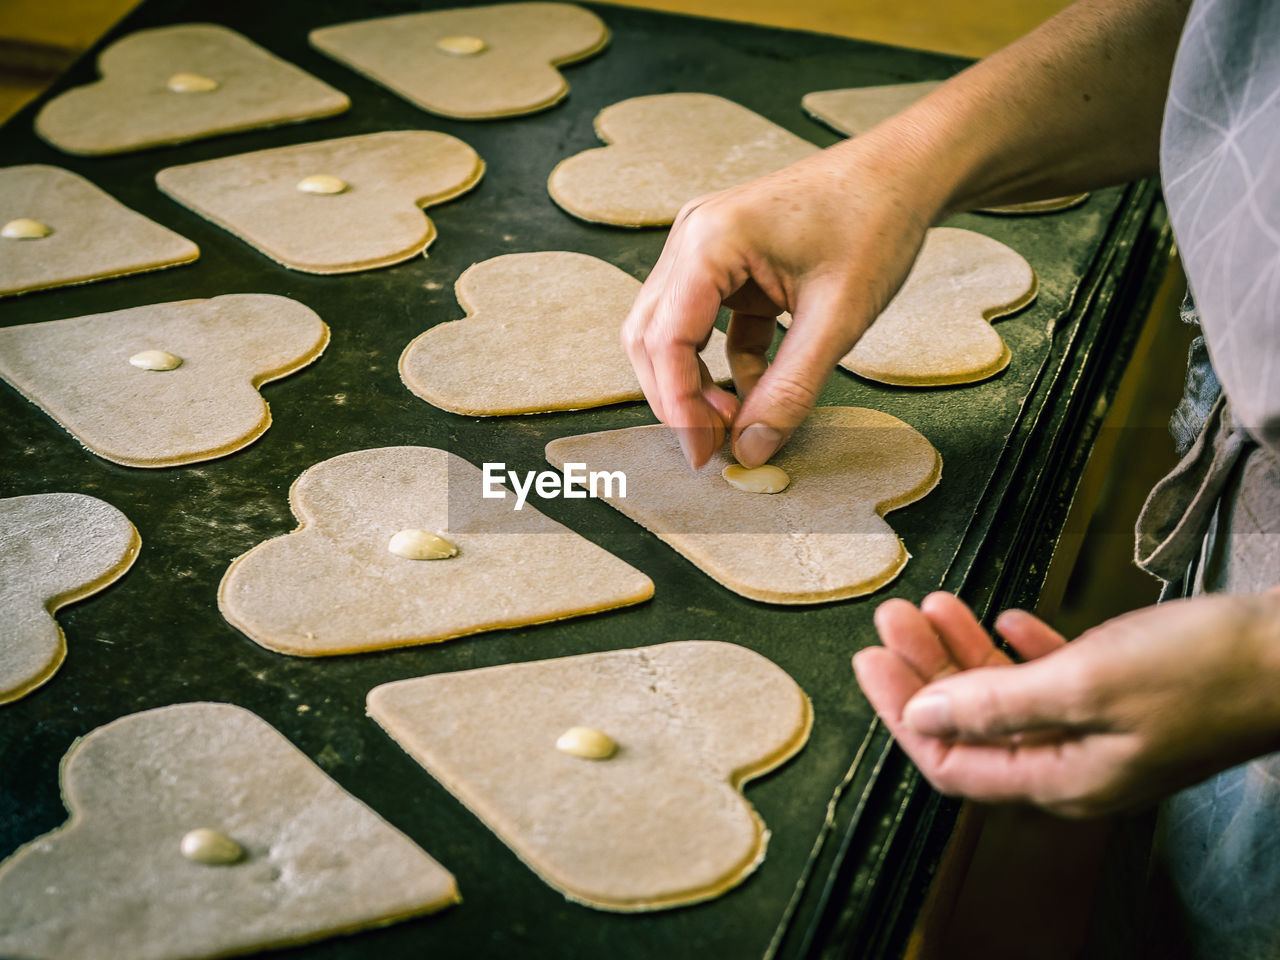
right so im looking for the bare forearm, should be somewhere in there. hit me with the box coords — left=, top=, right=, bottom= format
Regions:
left=1249, top=587, right=1280, bottom=752
left=622, top=0, right=1193, bottom=468
left=856, top=0, right=1190, bottom=218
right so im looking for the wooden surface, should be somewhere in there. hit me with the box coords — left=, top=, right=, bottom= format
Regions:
left=0, top=0, right=135, bottom=119
left=601, top=0, right=1074, bottom=57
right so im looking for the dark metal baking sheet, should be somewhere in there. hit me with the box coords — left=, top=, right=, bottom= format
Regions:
left=0, top=2, right=1162, bottom=957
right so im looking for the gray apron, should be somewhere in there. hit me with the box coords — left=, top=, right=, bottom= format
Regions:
left=1135, top=0, right=1280, bottom=952
left=1130, top=299, right=1280, bottom=959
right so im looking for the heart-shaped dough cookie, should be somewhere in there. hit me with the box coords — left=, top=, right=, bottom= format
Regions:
left=0, top=165, right=198, bottom=298
left=368, top=639, right=810, bottom=911
left=546, top=406, right=940, bottom=603
left=311, top=3, right=608, bottom=120
left=803, top=80, right=944, bottom=138
left=0, top=493, right=139, bottom=705
left=779, top=227, right=1036, bottom=386
left=400, top=251, right=732, bottom=415
left=156, top=131, right=484, bottom=273
left=802, top=83, right=1088, bottom=214
left=35, top=23, right=350, bottom=156
left=219, top=446, right=654, bottom=656
left=549, top=93, right=819, bottom=226
left=0, top=702, right=458, bottom=960
left=0, top=294, right=329, bottom=467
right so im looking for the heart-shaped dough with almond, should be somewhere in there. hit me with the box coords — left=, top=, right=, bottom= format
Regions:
left=156, top=131, right=484, bottom=273
left=0, top=493, right=139, bottom=705
left=368, top=640, right=811, bottom=911
left=401, top=251, right=732, bottom=415
left=311, top=3, right=608, bottom=120
left=0, top=294, right=328, bottom=467
left=802, top=83, right=1087, bottom=214
left=779, top=227, right=1037, bottom=386
left=1, top=165, right=198, bottom=298
left=219, top=446, right=653, bottom=656
left=549, top=93, right=819, bottom=226
left=35, top=23, right=349, bottom=156
left=546, top=406, right=941, bottom=604
left=0, top=702, right=458, bottom=960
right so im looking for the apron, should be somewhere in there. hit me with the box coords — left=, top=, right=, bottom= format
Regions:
left=1131, top=298, right=1280, bottom=959
left=1138, top=0, right=1280, bottom=949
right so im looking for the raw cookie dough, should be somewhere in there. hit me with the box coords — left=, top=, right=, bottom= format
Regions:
left=0, top=493, right=139, bottom=705
left=981, top=196, right=1090, bottom=214
left=311, top=3, right=608, bottom=120
left=549, top=93, right=819, bottom=226
left=219, top=446, right=654, bottom=655
left=546, top=407, right=940, bottom=604
left=0, top=294, right=329, bottom=467
left=803, top=80, right=944, bottom=137
left=0, top=165, right=198, bottom=298
left=368, top=639, right=811, bottom=910
left=779, top=227, right=1037, bottom=386
left=156, top=131, right=484, bottom=274
left=0, top=702, right=458, bottom=960
left=35, top=23, right=349, bottom=155
left=400, top=251, right=732, bottom=415
left=802, top=82, right=1088, bottom=214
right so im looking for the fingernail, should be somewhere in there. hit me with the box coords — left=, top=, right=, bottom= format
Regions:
left=676, top=429, right=702, bottom=469
left=903, top=694, right=955, bottom=737
left=735, top=423, right=781, bottom=467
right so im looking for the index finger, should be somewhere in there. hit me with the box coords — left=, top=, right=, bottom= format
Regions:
left=644, top=263, right=736, bottom=468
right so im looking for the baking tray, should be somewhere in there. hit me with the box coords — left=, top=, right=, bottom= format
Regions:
left=0, top=2, right=1169, bottom=957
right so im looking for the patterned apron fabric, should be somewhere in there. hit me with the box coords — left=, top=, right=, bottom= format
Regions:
left=1134, top=0, right=1280, bottom=951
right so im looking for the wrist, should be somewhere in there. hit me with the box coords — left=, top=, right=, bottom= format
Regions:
left=824, top=120, right=958, bottom=229
left=1253, top=587, right=1280, bottom=668
left=1247, top=591, right=1280, bottom=746
left=837, top=89, right=1035, bottom=224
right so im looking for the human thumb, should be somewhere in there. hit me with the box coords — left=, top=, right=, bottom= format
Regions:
left=731, top=281, right=860, bottom=467
left=902, top=661, right=1073, bottom=739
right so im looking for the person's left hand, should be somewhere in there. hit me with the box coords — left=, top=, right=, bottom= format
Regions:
left=853, top=590, right=1280, bottom=817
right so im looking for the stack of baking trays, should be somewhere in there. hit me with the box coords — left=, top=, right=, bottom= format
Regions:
left=0, top=1, right=1170, bottom=957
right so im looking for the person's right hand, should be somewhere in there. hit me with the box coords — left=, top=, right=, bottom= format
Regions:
left=622, top=0, right=1187, bottom=470
left=621, top=130, right=950, bottom=469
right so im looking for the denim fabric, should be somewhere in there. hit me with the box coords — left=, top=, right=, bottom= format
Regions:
left=1169, top=295, right=1221, bottom=459
left=1152, top=441, right=1280, bottom=960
